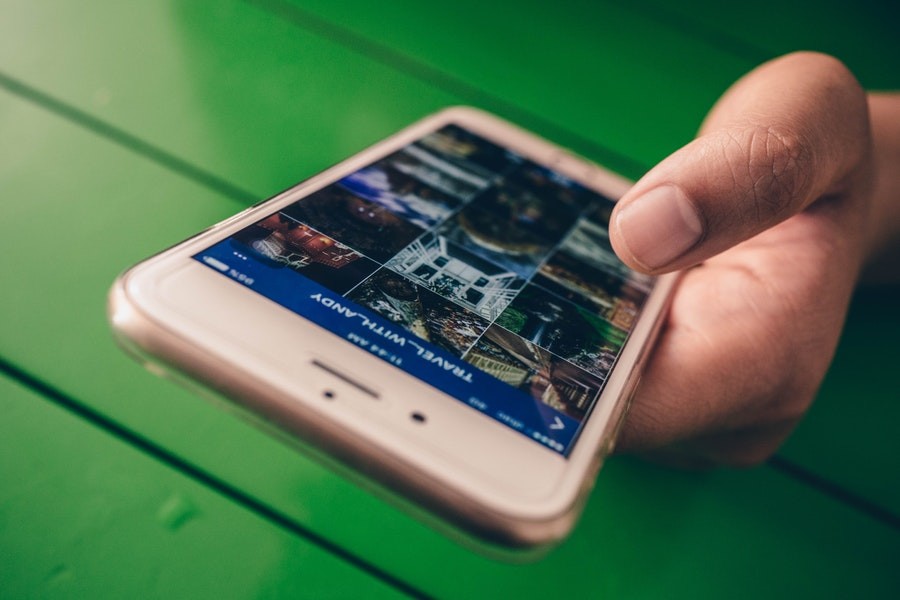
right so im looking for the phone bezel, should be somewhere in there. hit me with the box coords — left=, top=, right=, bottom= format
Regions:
left=110, top=107, right=677, bottom=547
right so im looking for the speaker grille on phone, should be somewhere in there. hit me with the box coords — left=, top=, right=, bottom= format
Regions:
left=311, top=359, right=380, bottom=399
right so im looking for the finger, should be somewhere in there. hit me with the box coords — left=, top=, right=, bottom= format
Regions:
left=609, top=52, right=870, bottom=274
left=622, top=421, right=800, bottom=469
left=614, top=199, right=862, bottom=461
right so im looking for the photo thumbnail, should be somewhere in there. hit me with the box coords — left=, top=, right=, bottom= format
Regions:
left=466, top=169, right=581, bottom=245
left=282, top=186, right=424, bottom=263
left=436, top=204, right=550, bottom=279
left=418, top=124, right=521, bottom=181
left=531, top=271, right=640, bottom=332
left=347, top=269, right=490, bottom=357
left=558, top=216, right=653, bottom=291
left=232, top=214, right=379, bottom=295
left=495, top=283, right=626, bottom=380
left=338, top=161, right=462, bottom=229
left=464, top=325, right=603, bottom=421
left=387, top=144, right=492, bottom=202
left=583, top=198, right=616, bottom=228
left=385, top=232, right=525, bottom=320
left=504, top=162, right=596, bottom=216
left=538, top=249, right=647, bottom=331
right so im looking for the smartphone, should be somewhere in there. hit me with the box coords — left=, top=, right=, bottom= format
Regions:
left=109, top=107, right=676, bottom=555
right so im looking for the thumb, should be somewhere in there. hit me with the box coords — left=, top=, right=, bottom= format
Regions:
left=609, top=52, right=870, bottom=274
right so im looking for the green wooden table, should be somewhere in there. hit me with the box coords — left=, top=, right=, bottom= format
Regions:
left=2, top=1, right=898, bottom=597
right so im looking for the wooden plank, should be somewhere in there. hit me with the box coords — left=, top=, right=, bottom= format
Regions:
left=0, top=373, right=408, bottom=599
left=2, top=1, right=899, bottom=597
left=618, top=0, right=900, bottom=89
left=0, top=0, right=463, bottom=199
left=1, top=77, right=898, bottom=598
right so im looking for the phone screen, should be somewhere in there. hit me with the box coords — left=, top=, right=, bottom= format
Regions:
left=194, top=124, right=653, bottom=456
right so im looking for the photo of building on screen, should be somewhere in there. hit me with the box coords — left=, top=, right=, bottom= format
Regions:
left=385, top=232, right=525, bottom=320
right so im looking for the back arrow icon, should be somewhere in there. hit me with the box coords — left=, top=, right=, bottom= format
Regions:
left=549, top=416, right=565, bottom=430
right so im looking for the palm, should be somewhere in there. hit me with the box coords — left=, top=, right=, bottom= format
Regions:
left=620, top=200, right=863, bottom=465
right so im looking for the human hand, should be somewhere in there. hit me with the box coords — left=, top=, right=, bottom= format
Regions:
left=609, top=52, right=876, bottom=466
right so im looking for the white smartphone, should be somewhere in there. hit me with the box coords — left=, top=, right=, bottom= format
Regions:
left=109, top=107, right=676, bottom=555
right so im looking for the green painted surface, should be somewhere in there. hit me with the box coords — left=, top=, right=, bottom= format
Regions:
left=625, top=0, right=900, bottom=89
left=0, top=374, right=405, bottom=599
left=0, top=0, right=460, bottom=199
left=0, top=0, right=755, bottom=188
left=780, top=288, right=900, bottom=514
left=276, top=0, right=754, bottom=174
left=2, top=44, right=897, bottom=600
left=1, top=0, right=899, bottom=597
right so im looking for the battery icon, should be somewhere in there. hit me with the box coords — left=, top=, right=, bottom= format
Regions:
left=202, top=256, right=230, bottom=272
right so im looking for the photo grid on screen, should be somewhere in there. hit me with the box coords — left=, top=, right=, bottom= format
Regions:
left=229, top=124, right=653, bottom=426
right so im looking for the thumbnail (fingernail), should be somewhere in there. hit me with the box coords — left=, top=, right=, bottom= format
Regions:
left=615, top=185, right=702, bottom=270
